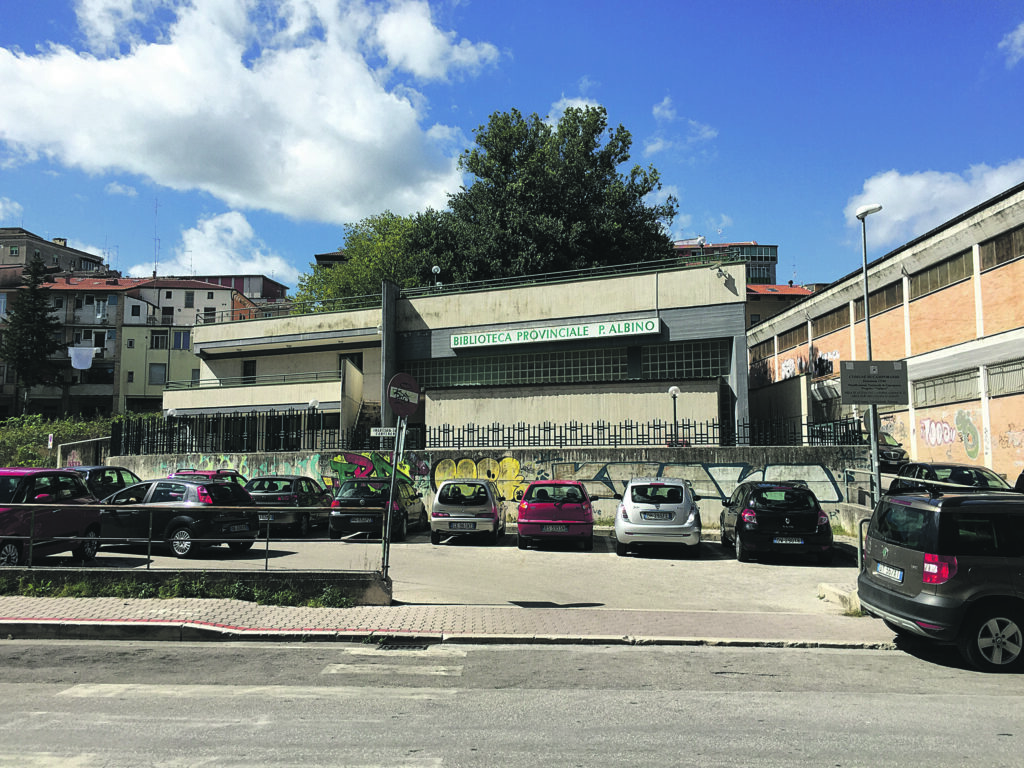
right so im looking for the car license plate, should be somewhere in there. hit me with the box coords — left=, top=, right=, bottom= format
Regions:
left=876, top=562, right=904, bottom=583
left=229, top=524, right=249, bottom=532
left=541, top=524, right=569, bottom=533
left=450, top=521, right=476, bottom=530
left=352, top=517, right=375, bottom=524
left=773, top=536, right=803, bottom=544
left=642, top=512, right=672, bottom=521
left=258, top=514, right=274, bottom=521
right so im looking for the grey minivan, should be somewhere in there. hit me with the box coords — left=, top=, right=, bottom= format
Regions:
left=858, top=491, right=1024, bottom=671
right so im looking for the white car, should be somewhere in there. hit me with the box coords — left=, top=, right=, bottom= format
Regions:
left=430, top=479, right=507, bottom=545
left=613, top=477, right=702, bottom=557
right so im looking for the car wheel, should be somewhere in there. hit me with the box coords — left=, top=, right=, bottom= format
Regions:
left=430, top=529, right=441, bottom=545
left=734, top=529, right=750, bottom=562
left=615, top=540, right=627, bottom=557
left=296, top=513, right=311, bottom=538
left=228, top=540, right=254, bottom=552
left=419, top=510, right=429, bottom=531
left=957, top=607, right=1024, bottom=672
left=328, top=525, right=341, bottom=540
left=488, top=523, right=500, bottom=545
left=169, top=527, right=195, bottom=558
left=75, top=527, right=101, bottom=561
left=0, top=540, right=23, bottom=566
left=582, top=535, right=594, bottom=552
left=517, top=534, right=528, bottom=550
left=720, top=514, right=731, bottom=549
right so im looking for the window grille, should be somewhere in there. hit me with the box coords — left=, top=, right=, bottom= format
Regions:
left=913, top=368, right=979, bottom=408
left=988, top=358, right=1024, bottom=398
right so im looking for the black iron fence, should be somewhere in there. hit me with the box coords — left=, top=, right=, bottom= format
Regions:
left=112, top=412, right=860, bottom=455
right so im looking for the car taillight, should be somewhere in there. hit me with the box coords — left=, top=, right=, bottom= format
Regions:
left=618, top=504, right=627, bottom=521
left=432, top=510, right=450, bottom=518
left=196, top=486, right=213, bottom=504
left=922, top=553, right=957, bottom=584
left=817, top=509, right=830, bottom=527
left=277, top=495, right=294, bottom=503
left=740, top=508, right=757, bottom=524
left=331, top=499, right=341, bottom=508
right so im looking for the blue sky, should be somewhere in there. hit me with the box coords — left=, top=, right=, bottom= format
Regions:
left=1, top=0, right=1023, bottom=291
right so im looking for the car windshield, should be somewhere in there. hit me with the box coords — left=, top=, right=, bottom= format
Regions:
left=337, top=481, right=389, bottom=500
left=630, top=484, right=684, bottom=504
left=525, top=484, right=584, bottom=503
left=870, top=500, right=939, bottom=551
left=204, top=483, right=251, bottom=504
left=754, top=488, right=816, bottom=510
left=438, top=483, right=489, bottom=505
left=932, top=466, right=1012, bottom=489
left=247, top=478, right=292, bottom=493
left=0, top=476, right=20, bottom=504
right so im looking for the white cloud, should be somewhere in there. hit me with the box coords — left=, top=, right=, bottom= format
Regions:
left=643, top=96, right=717, bottom=159
left=126, top=211, right=300, bottom=285
left=652, top=96, right=676, bottom=122
left=375, top=0, right=499, bottom=80
left=105, top=181, right=137, bottom=197
left=547, top=95, right=601, bottom=125
left=0, top=0, right=499, bottom=225
left=998, top=21, right=1024, bottom=68
left=0, top=197, right=25, bottom=224
left=845, top=160, right=1024, bottom=247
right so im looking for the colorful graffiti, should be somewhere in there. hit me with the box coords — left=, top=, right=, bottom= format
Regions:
left=920, top=418, right=958, bottom=447
left=919, top=410, right=980, bottom=459
left=330, top=451, right=417, bottom=482
left=431, top=456, right=536, bottom=501
left=956, top=410, right=981, bottom=459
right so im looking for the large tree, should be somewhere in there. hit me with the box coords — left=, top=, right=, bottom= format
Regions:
left=0, top=256, right=64, bottom=413
left=293, top=211, right=417, bottom=306
left=409, top=105, right=678, bottom=284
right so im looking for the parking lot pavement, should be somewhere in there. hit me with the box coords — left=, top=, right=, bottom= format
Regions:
left=0, top=530, right=893, bottom=647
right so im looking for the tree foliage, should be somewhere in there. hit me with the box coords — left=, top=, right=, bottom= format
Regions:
left=293, top=211, right=417, bottom=306
left=0, top=414, right=115, bottom=467
left=409, top=105, right=678, bottom=284
left=0, top=256, right=64, bottom=410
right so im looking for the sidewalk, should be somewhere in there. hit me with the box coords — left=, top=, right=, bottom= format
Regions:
left=0, top=589, right=894, bottom=648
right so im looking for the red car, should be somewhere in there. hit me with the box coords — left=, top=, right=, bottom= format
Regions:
left=517, top=480, right=595, bottom=551
left=0, top=468, right=100, bottom=566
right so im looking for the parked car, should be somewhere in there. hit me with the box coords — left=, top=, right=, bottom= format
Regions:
left=328, top=478, right=427, bottom=541
left=613, top=477, right=702, bottom=557
left=64, top=465, right=142, bottom=499
left=99, top=479, right=258, bottom=558
left=858, top=490, right=1024, bottom=671
left=517, top=480, right=594, bottom=551
left=719, top=480, right=833, bottom=563
left=0, top=468, right=100, bottom=566
left=168, top=468, right=248, bottom=485
left=875, top=431, right=909, bottom=473
left=244, top=475, right=332, bottom=536
left=430, top=479, right=507, bottom=545
left=886, top=462, right=1015, bottom=495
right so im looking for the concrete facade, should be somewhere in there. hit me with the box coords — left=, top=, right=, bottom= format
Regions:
left=748, top=181, right=1024, bottom=480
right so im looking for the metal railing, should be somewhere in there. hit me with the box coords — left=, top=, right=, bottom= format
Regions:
left=166, top=370, right=342, bottom=391
left=196, top=293, right=382, bottom=325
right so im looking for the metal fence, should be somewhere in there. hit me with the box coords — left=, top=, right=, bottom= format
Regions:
left=112, top=412, right=860, bottom=455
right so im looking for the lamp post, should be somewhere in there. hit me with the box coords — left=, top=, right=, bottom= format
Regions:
left=668, top=385, right=681, bottom=446
left=856, top=203, right=883, bottom=506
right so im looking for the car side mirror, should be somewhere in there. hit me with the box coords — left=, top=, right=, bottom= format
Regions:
left=692, top=494, right=702, bottom=502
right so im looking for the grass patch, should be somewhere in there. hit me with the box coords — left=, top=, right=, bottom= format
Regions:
left=0, top=572, right=355, bottom=608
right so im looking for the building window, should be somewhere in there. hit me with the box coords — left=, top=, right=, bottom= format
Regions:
left=85, top=295, right=94, bottom=306
left=150, top=330, right=168, bottom=350
left=749, top=339, right=774, bottom=362
left=184, top=291, right=194, bottom=308
left=126, top=338, right=135, bottom=349
left=75, top=296, right=84, bottom=309
left=812, top=304, right=851, bottom=337
left=909, top=250, right=972, bottom=300
left=172, top=330, right=190, bottom=350
left=161, top=306, right=174, bottom=323
left=854, top=281, right=904, bottom=321
left=913, top=369, right=980, bottom=408
left=53, top=296, right=64, bottom=309
left=107, top=295, right=118, bottom=306
left=0, top=294, right=6, bottom=317
left=148, top=363, right=167, bottom=386
left=191, top=368, right=200, bottom=384
left=980, top=224, right=1024, bottom=270
left=207, top=292, right=214, bottom=299
left=777, top=324, right=808, bottom=353
left=242, top=360, right=257, bottom=384
left=127, top=371, right=135, bottom=383
left=203, top=307, right=216, bottom=323
left=165, top=291, right=173, bottom=300
left=53, top=255, right=60, bottom=265
left=749, top=313, right=761, bottom=326
left=988, top=357, right=1024, bottom=398
left=9, top=246, right=18, bottom=256
left=131, top=304, right=141, bottom=317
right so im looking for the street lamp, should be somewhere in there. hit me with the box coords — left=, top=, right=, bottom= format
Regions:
left=668, top=385, right=681, bottom=446
left=856, top=203, right=883, bottom=506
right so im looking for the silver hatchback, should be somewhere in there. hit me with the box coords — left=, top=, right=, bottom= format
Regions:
left=430, top=479, right=507, bottom=545
left=614, top=477, right=702, bottom=557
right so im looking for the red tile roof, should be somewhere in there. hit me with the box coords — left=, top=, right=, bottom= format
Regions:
left=746, top=284, right=813, bottom=296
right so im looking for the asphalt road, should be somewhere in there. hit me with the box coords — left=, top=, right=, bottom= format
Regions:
left=0, top=640, right=1020, bottom=767
left=82, top=527, right=859, bottom=614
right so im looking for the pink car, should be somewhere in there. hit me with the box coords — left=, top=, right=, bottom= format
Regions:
left=517, top=480, right=594, bottom=551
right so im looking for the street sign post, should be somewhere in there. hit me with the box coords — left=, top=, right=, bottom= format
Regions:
left=370, top=427, right=398, bottom=437
left=381, top=373, right=420, bottom=578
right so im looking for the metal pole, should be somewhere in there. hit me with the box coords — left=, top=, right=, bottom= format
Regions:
left=381, top=415, right=407, bottom=579
left=861, top=214, right=882, bottom=507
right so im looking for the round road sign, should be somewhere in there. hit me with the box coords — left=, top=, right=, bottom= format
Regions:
left=387, top=373, right=420, bottom=418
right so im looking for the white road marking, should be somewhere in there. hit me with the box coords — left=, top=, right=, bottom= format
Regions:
left=56, top=684, right=459, bottom=699
left=323, top=663, right=463, bottom=676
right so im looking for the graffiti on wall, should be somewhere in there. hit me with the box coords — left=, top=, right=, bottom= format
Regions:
left=919, top=410, right=981, bottom=459
left=430, top=456, right=848, bottom=503
left=159, top=453, right=324, bottom=480
left=329, top=451, right=431, bottom=485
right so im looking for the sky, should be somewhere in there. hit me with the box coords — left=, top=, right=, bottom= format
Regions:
left=1, top=0, right=1023, bottom=291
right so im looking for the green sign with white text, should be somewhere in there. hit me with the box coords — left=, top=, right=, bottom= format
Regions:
left=450, top=318, right=661, bottom=349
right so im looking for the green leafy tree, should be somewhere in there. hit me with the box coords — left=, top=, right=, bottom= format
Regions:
left=294, top=211, right=417, bottom=306
left=0, top=256, right=63, bottom=413
left=409, top=105, right=678, bottom=284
